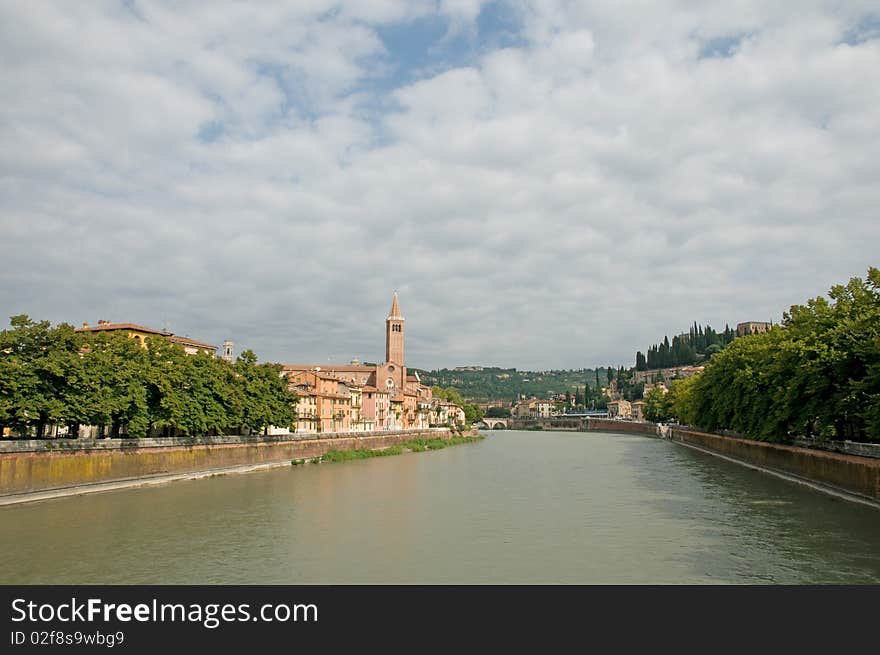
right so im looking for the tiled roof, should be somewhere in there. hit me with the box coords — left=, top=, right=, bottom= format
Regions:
left=75, top=322, right=215, bottom=350
left=75, top=322, right=169, bottom=335
left=169, top=335, right=216, bottom=350
left=283, top=364, right=376, bottom=372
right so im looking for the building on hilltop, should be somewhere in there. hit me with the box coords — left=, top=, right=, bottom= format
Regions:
left=736, top=321, right=772, bottom=337
left=75, top=320, right=218, bottom=356
left=643, top=381, right=669, bottom=396
left=282, top=293, right=463, bottom=433
left=632, top=366, right=704, bottom=386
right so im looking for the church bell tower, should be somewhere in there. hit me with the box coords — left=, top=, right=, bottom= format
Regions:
left=385, top=291, right=405, bottom=365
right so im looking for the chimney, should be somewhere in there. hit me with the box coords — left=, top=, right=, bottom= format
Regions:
left=82, top=322, right=89, bottom=328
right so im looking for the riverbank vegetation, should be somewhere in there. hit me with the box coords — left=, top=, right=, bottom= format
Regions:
left=428, top=386, right=485, bottom=424
left=320, top=435, right=484, bottom=463
left=649, top=269, right=880, bottom=443
left=0, top=316, right=296, bottom=438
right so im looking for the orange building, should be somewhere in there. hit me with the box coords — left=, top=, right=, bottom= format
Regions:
left=283, top=293, right=439, bottom=431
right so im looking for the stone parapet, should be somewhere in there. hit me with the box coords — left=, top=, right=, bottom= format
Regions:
left=0, top=429, right=450, bottom=498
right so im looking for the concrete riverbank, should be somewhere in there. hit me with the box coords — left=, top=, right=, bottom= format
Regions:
left=0, top=428, right=455, bottom=505
left=668, top=427, right=880, bottom=506
left=509, top=417, right=880, bottom=506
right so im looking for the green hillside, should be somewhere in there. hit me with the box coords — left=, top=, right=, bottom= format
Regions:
left=410, top=367, right=614, bottom=403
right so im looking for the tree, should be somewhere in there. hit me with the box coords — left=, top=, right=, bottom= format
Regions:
left=688, top=268, right=880, bottom=442
left=463, top=403, right=484, bottom=425
left=79, top=331, right=150, bottom=437
left=0, top=316, right=85, bottom=438
left=235, top=350, right=297, bottom=435
left=643, top=388, right=670, bottom=423
left=668, top=377, right=699, bottom=426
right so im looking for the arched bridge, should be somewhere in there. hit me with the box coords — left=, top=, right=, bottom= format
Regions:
left=477, top=418, right=509, bottom=429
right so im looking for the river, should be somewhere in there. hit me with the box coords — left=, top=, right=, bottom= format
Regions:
left=1, top=430, right=879, bottom=584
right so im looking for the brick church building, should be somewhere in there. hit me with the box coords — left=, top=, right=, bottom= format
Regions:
left=283, top=293, right=438, bottom=433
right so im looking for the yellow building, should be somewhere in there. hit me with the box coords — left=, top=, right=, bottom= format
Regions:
left=608, top=399, right=632, bottom=419
left=75, top=320, right=217, bottom=355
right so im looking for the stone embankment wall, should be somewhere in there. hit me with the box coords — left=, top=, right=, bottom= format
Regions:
left=583, top=418, right=659, bottom=436
left=669, top=427, right=880, bottom=502
left=510, top=417, right=659, bottom=437
left=0, top=429, right=449, bottom=497
left=507, top=417, right=880, bottom=503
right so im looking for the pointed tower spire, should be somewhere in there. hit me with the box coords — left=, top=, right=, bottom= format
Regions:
left=388, top=291, right=403, bottom=320
left=385, top=291, right=405, bottom=364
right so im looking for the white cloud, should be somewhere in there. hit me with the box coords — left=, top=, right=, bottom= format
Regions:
left=1, top=1, right=878, bottom=369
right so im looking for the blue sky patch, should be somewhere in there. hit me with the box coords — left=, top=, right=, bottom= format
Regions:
left=197, top=120, right=224, bottom=143
left=841, top=14, right=880, bottom=45
left=698, top=33, right=750, bottom=59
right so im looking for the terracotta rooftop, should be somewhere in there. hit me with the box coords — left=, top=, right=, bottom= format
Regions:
left=169, top=335, right=217, bottom=350
left=75, top=322, right=170, bottom=335
left=283, top=364, right=376, bottom=373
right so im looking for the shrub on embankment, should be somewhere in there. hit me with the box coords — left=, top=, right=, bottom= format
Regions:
left=319, top=435, right=484, bottom=463
left=660, top=268, right=880, bottom=443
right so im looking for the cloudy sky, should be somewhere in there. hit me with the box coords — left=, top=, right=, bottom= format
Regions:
left=1, top=1, right=878, bottom=370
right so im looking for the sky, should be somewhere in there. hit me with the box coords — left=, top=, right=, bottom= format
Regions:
left=1, top=1, right=878, bottom=371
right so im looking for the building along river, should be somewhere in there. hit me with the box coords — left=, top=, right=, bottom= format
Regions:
left=1, top=430, right=879, bottom=584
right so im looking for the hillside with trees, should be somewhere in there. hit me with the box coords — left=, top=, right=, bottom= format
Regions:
left=411, top=367, right=616, bottom=404
left=635, top=323, right=737, bottom=370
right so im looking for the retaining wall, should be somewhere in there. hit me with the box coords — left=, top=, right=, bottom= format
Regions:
left=669, top=427, right=880, bottom=501
left=510, top=417, right=659, bottom=436
left=0, top=429, right=450, bottom=497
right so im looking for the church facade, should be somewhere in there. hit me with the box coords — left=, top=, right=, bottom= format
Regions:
left=283, top=293, right=446, bottom=433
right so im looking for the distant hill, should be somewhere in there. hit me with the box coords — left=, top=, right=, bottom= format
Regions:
left=635, top=322, right=736, bottom=370
left=409, top=366, right=613, bottom=402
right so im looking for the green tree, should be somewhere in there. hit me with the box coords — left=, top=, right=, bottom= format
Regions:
left=643, top=388, right=670, bottom=422
left=689, top=268, right=880, bottom=442
left=0, top=316, right=85, bottom=437
left=79, top=331, right=150, bottom=437
left=235, top=350, right=297, bottom=435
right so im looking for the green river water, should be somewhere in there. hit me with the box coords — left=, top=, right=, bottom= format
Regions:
left=1, top=430, right=878, bottom=584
